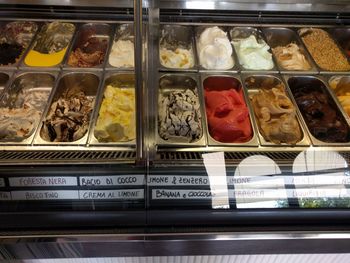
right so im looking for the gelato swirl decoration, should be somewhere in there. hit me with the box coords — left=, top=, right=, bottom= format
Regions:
left=197, top=26, right=234, bottom=70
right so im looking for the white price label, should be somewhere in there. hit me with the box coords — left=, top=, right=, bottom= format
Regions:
left=233, top=189, right=288, bottom=200
left=80, top=175, right=144, bottom=186
left=148, top=175, right=210, bottom=186
left=9, top=177, right=77, bottom=187
left=11, top=190, right=79, bottom=200
left=152, top=189, right=222, bottom=200
left=293, top=188, right=350, bottom=199
left=79, top=189, right=144, bottom=200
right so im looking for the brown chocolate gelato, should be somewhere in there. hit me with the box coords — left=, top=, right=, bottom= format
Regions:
left=289, top=78, right=349, bottom=142
left=68, top=35, right=108, bottom=67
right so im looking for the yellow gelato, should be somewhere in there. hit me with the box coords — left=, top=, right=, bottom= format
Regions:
left=25, top=48, right=67, bottom=67
left=24, top=22, right=75, bottom=67
left=94, top=84, right=135, bottom=142
left=329, top=76, right=350, bottom=117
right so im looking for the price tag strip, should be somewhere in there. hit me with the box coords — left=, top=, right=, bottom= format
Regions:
left=1, top=174, right=145, bottom=202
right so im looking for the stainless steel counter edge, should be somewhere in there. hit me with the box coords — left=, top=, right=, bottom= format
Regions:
left=3, top=229, right=350, bottom=258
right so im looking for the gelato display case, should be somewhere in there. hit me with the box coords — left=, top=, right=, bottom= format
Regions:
left=2, top=0, right=350, bottom=260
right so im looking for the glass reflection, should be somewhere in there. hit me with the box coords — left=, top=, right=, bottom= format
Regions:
left=234, top=155, right=288, bottom=209
left=293, top=148, right=350, bottom=208
left=202, top=152, right=229, bottom=209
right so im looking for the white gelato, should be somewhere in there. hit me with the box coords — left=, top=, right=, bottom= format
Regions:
left=108, top=40, right=134, bottom=68
left=232, top=35, right=274, bottom=70
left=197, top=26, right=234, bottom=70
left=160, top=47, right=194, bottom=69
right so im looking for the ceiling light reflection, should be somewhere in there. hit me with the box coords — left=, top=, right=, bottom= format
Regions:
left=186, top=1, right=215, bottom=9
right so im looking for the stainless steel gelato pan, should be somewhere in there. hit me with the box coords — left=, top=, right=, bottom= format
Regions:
left=329, top=27, right=350, bottom=60
left=262, top=27, right=317, bottom=74
left=157, top=73, right=206, bottom=147
left=89, top=72, right=136, bottom=146
left=0, top=71, right=56, bottom=145
left=298, top=27, right=350, bottom=73
left=35, top=71, right=100, bottom=145
left=0, top=21, right=38, bottom=68
left=195, top=25, right=238, bottom=72
left=243, top=74, right=310, bottom=147
left=107, top=23, right=135, bottom=70
left=328, top=75, right=350, bottom=121
left=23, top=21, right=76, bottom=68
left=159, top=24, right=197, bottom=71
left=229, top=26, right=278, bottom=73
left=284, top=75, right=350, bottom=146
left=64, top=23, right=111, bottom=69
left=201, top=74, right=259, bottom=147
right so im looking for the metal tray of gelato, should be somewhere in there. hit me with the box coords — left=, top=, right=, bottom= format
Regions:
left=200, top=74, right=259, bottom=147
left=298, top=27, right=350, bottom=74
left=106, top=23, right=135, bottom=70
left=22, top=21, right=75, bottom=68
left=262, top=27, right=317, bottom=74
left=327, top=75, right=350, bottom=122
left=159, top=24, right=197, bottom=72
left=230, top=26, right=278, bottom=73
left=195, top=25, right=238, bottom=72
left=89, top=72, right=136, bottom=146
left=329, top=27, right=350, bottom=59
left=34, top=71, right=100, bottom=145
left=64, top=23, right=112, bottom=69
left=0, top=21, right=39, bottom=69
left=242, top=74, right=310, bottom=147
left=284, top=75, right=350, bottom=146
left=0, top=71, right=57, bottom=145
left=157, top=73, right=206, bottom=147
